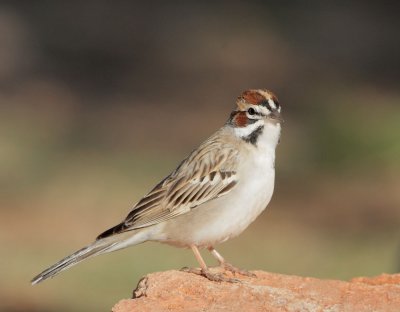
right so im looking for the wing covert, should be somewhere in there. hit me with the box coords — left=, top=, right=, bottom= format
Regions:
left=97, top=132, right=239, bottom=239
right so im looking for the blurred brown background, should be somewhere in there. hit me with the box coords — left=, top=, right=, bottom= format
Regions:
left=1, top=1, right=400, bottom=311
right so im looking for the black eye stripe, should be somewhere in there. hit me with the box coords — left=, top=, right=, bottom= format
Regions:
left=271, top=95, right=280, bottom=108
left=260, top=100, right=272, bottom=111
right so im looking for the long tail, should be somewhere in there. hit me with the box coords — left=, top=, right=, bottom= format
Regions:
left=31, top=237, right=126, bottom=285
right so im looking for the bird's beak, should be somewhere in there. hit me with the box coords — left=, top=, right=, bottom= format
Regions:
left=268, top=110, right=284, bottom=123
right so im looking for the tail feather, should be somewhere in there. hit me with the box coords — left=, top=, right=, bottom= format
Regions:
left=31, top=238, right=119, bottom=285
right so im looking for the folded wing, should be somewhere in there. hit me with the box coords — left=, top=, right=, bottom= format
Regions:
left=97, top=134, right=239, bottom=239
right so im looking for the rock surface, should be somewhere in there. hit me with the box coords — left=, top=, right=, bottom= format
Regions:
left=112, top=269, right=400, bottom=312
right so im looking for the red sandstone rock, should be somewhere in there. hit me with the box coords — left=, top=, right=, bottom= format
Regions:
left=112, top=269, right=400, bottom=312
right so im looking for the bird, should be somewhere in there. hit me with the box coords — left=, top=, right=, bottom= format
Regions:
left=31, top=89, right=282, bottom=284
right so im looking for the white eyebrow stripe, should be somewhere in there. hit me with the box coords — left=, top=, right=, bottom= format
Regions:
left=268, top=99, right=276, bottom=109
left=246, top=106, right=268, bottom=120
left=257, top=105, right=271, bottom=116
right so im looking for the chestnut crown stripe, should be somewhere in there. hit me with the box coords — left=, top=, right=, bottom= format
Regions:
left=229, top=89, right=281, bottom=128
left=239, top=90, right=266, bottom=105
left=237, top=89, right=280, bottom=110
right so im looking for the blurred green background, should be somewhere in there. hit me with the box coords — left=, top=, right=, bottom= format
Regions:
left=1, top=1, right=400, bottom=311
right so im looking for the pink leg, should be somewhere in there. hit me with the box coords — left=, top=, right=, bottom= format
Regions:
left=181, top=245, right=240, bottom=283
left=208, top=246, right=256, bottom=277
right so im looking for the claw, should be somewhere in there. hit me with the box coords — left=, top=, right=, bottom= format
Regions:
left=222, top=262, right=256, bottom=277
left=181, top=267, right=240, bottom=283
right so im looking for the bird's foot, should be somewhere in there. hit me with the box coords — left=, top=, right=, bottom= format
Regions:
left=221, top=262, right=256, bottom=277
left=181, top=267, right=240, bottom=283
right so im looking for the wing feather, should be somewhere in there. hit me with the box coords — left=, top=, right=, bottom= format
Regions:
left=97, top=131, right=239, bottom=239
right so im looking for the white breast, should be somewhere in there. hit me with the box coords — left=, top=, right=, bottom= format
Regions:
left=156, top=122, right=281, bottom=248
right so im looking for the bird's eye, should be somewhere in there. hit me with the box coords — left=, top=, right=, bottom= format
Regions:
left=247, top=108, right=256, bottom=115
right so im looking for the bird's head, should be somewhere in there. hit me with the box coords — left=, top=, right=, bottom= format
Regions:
left=228, top=89, right=282, bottom=145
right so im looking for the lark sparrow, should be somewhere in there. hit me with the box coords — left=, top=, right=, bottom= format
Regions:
left=32, top=89, right=282, bottom=284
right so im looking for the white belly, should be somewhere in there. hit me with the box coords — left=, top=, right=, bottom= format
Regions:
left=156, top=147, right=276, bottom=248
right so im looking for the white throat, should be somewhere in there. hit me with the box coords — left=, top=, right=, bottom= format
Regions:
left=257, top=122, right=281, bottom=151
left=234, top=120, right=281, bottom=151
